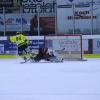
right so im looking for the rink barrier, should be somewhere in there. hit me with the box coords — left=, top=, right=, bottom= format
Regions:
left=1, top=35, right=100, bottom=55
left=0, top=36, right=44, bottom=55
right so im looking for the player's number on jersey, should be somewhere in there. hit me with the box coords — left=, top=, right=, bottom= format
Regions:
left=16, top=36, right=21, bottom=41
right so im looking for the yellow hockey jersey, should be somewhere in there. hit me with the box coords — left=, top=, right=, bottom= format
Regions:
left=9, top=34, right=29, bottom=47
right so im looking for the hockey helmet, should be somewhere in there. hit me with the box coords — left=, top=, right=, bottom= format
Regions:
left=16, top=32, right=21, bottom=35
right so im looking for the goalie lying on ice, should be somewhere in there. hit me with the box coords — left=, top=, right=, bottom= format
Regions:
left=33, top=46, right=63, bottom=62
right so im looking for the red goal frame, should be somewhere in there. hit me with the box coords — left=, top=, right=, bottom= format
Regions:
left=44, top=34, right=83, bottom=60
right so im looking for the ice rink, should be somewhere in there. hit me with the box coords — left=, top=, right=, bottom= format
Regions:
left=0, top=58, right=100, bottom=100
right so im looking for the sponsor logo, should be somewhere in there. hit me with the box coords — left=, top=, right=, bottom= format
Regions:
left=0, top=16, right=27, bottom=25
left=22, top=0, right=56, bottom=13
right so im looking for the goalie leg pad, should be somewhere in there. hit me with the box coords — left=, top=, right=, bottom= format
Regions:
left=47, top=56, right=63, bottom=62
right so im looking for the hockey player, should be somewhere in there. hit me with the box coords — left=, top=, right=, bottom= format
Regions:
left=7, top=32, right=34, bottom=63
left=34, top=46, right=63, bottom=62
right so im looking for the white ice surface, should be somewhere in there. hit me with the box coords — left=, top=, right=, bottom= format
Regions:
left=0, top=58, right=100, bottom=100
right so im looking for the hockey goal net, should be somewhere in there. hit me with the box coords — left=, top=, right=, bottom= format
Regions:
left=44, top=34, right=83, bottom=60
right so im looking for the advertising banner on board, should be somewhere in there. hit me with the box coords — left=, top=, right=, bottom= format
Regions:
left=0, top=39, right=44, bottom=54
left=57, top=0, right=100, bottom=34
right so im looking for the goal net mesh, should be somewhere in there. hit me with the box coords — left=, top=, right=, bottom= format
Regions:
left=44, top=34, right=83, bottom=60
